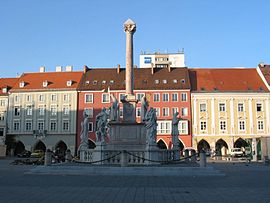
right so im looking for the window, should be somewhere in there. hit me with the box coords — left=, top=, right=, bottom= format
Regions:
left=179, top=120, right=188, bottom=134
left=85, top=94, right=93, bottom=103
left=19, top=82, right=25, bottom=88
left=0, top=114, right=4, bottom=121
left=239, top=121, right=245, bottom=131
left=51, top=94, right=57, bottom=102
left=39, top=106, right=45, bottom=116
left=220, top=121, right=226, bottom=131
left=26, top=95, right=32, bottom=102
left=200, top=121, right=207, bottom=131
left=219, top=103, right=226, bottom=112
left=181, top=93, right=187, bottom=102
left=157, top=121, right=171, bottom=134
left=14, top=106, right=20, bottom=116
left=14, top=95, right=20, bottom=103
left=66, top=80, right=72, bottom=86
left=119, top=93, right=126, bottom=101
left=63, top=106, right=70, bottom=115
left=153, top=93, right=160, bottom=102
left=50, top=121, right=57, bottom=131
left=25, top=122, right=32, bottom=131
left=256, top=103, right=262, bottom=112
left=39, top=94, right=44, bottom=102
left=136, top=93, right=145, bottom=101
left=162, top=93, right=169, bottom=102
left=181, top=107, right=188, bottom=116
left=43, top=80, right=48, bottom=87
left=38, top=122, right=44, bottom=130
left=63, top=94, right=70, bottom=102
left=26, top=105, right=32, bottom=116
left=258, top=121, right=264, bottom=130
left=13, top=122, right=20, bottom=131
left=84, top=108, right=93, bottom=118
left=102, top=93, right=110, bottom=103
left=63, top=121, right=69, bottom=131
left=173, top=79, right=178, bottom=84
left=172, top=93, right=178, bottom=102
left=2, top=88, right=7, bottom=93
left=136, top=108, right=141, bottom=117
left=200, top=103, right=206, bottom=112
left=154, top=108, right=160, bottom=117
left=51, top=106, right=57, bottom=116
left=154, top=80, right=159, bottom=84
left=88, top=122, right=93, bottom=132
left=162, top=107, right=169, bottom=117
left=162, top=79, right=167, bottom=84
left=181, top=79, right=186, bottom=84
left=0, top=100, right=5, bottom=106
left=238, top=103, right=244, bottom=112
left=172, top=107, right=178, bottom=115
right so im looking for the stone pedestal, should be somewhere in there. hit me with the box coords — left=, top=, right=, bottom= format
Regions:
left=108, top=122, right=146, bottom=150
left=145, top=144, right=160, bottom=165
left=44, top=150, right=52, bottom=166
left=252, top=138, right=258, bottom=162
left=200, top=151, right=206, bottom=167
left=261, top=137, right=270, bottom=160
left=0, top=145, right=6, bottom=157
left=122, top=94, right=137, bottom=123
left=92, top=142, right=106, bottom=165
left=172, top=146, right=180, bottom=161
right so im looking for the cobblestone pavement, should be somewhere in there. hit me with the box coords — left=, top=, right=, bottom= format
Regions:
left=0, top=158, right=270, bottom=203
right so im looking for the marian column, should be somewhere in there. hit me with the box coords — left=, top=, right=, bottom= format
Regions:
left=123, top=19, right=137, bottom=122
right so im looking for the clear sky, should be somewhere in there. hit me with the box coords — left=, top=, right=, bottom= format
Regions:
left=0, top=0, right=270, bottom=78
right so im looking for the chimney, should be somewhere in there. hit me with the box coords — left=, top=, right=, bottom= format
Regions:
left=56, top=66, right=62, bottom=72
left=39, top=66, right=45, bottom=72
left=259, top=62, right=265, bottom=67
left=66, top=66, right=73, bottom=72
left=117, top=64, right=121, bottom=74
left=168, top=64, right=171, bottom=72
left=83, top=65, right=89, bottom=73
left=151, top=63, right=154, bottom=75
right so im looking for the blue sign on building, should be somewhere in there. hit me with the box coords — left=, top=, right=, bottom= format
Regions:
left=144, top=57, right=152, bottom=64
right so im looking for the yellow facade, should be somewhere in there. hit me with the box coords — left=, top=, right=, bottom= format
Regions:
left=192, top=92, right=270, bottom=156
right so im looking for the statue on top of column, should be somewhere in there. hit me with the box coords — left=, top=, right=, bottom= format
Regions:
left=124, top=19, right=136, bottom=33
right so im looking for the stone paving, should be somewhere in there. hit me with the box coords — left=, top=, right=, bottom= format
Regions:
left=0, top=158, right=270, bottom=203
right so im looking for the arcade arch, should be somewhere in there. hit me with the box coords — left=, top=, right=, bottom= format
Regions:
left=157, top=139, right=168, bottom=149
left=14, top=141, right=25, bottom=155
left=33, top=140, right=46, bottom=152
left=215, top=139, right=228, bottom=156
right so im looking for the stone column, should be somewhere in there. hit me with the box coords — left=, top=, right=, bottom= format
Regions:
left=124, top=19, right=136, bottom=95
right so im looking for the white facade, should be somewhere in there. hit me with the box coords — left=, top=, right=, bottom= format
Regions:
left=139, top=52, right=185, bottom=68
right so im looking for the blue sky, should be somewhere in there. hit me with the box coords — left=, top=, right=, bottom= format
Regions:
left=0, top=0, right=270, bottom=78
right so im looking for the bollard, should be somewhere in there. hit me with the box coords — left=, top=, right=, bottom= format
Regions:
left=184, top=149, right=189, bottom=163
left=190, top=150, right=196, bottom=163
left=199, top=151, right=206, bottom=167
left=121, top=150, right=128, bottom=167
left=44, top=149, right=52, bottom=166
left=65, top=149, right=72, bottom=163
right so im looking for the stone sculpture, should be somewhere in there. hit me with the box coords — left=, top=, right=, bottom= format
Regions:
left=171, top=112, right=180, bottom=147
left=95, top=108, right=108, bottom=143
left=80, top=110, right=89, bottom=146
left=110, top=94, right=119, bottom=121
left=144, top=107, right=158, bottom=145
left=140, top=95, right=149, bottom=122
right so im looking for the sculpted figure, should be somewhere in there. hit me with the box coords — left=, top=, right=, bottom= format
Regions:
left=95, top=108, right=108, bottom=143
left=140, top=96, right=149, bottom=122
left=144, top=108, right=158, bottom=145
left=171, top=112, right=180, bottom=147
left=110, top=94, right=119, bottom=121
left=80, top=110, right=89, bottom=145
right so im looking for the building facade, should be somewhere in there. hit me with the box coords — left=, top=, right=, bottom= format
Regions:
left=77, top=66, right=192, bottom=151
left=189, top=68, right=270, bottom=159
left=7, top=67, right=83, bottom=155
left=140, top=52, right=185, bottom=68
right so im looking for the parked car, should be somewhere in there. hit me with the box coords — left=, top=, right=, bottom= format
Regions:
left=230, top=148, right=243, bottom=157
left=30, top=150, right=44, bottom=158
left=17, top=150, right=31, bottom=158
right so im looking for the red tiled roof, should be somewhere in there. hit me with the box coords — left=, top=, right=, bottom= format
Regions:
left=259, top=64, right=270, bottom=86
left=189, top=68, right=268, bottom=92
left=0, top=77, right=19, bottom=95
left=79, top=67, right=190, bottom=90
left=11, top=71, right=83, bottom=92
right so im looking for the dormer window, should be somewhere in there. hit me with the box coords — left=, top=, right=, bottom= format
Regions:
left=162, top=79, right=167, bottom=84
left=173, top=79, right=178, bottom=84
left=85, top=81, right=90, bottom=85
left=66, top=80, right=72, bottom=87
left=93, top=80, right=97, bottom=85
left=102, top=80, right=106, bottom=85
left=110, top=80, right=114, bottom=85
left=43, top=80, right=48, bottom=87
left=154, top=80, right=159, bottom=84
left=2, top=87, right=7, bottom=93
left=181, top=79, right=185, bottom=84
left=19, top=81, right=25, bottom=88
